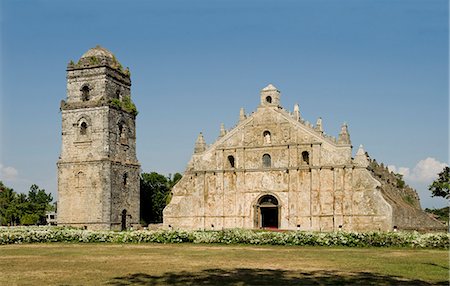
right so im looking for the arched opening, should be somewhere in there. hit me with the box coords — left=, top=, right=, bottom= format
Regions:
left=81, top=85, right=90, bottom=101
left=121, top=209, right=127, bottom=231
left=76, top=171, right=86, bottom=188
left=227, top=155, right=235, bottom=168
left=302, top=151, right=310, bottom=165
left=118, top=122, right=127, bottom=144
left=262, top=154, right=271, bottom=168
left=265, top=96, right=272, bottom=103
left=263, top=130, right=271, bottom=144
left=123, top=173, right=128, bottom=186
left=80, top=122, right=88, bottom=135
left=256, top=195, right=279, bottom=229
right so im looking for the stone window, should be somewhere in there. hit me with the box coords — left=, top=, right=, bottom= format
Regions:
left=76, top=171, right=86, bottom=188
left=263, top=131, right=271, bottom=144
left=227, top=155, right=235, bottom=168
left=118, top=122, right=127, bottom=144
left=302, top=151, right=310, bottom=165
left=115, top=90, right=121, bottom=99
left=265, top=96, right=272, bottom=103
left=123, top=173, right=128, bottom=186
left=80, top=122, right=88, bottom=135
left=81, top=85, right=90, bottom=101
left=262, top=154, right=271, bottom=168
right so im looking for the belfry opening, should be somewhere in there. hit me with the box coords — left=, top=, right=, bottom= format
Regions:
left=257, top=195, right=279, bottom=229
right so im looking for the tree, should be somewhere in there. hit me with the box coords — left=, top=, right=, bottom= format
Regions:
left=0, top=181, right=53, bottom=226
left=140, top=172, right=182, bottom=225
left=428, top=166, right=450, bottom=199
left=0, top=182, right=18, bottom=225
left=27, top=184, right=53, bottom=224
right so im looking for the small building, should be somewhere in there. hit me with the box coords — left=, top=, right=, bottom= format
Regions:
left=163, top=84, right=445, bottom=232
left=46, top=212, right=57, bottom=226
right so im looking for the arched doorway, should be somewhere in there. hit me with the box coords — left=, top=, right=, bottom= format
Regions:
left=121, top=209, right=127, bottom=231
left=256, top=195, right=279, bottom=229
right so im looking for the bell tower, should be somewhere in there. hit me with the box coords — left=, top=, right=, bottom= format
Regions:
left=260, top=84, right=281, bottom=107
left=57, top=46, right=140, bottom=230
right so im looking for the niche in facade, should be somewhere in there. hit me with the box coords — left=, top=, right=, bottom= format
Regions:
left=262, top=154, right=271, bottom=168
left=302, top=151, right=310, bottom=165
left=227, top=155, right=235, bottom=168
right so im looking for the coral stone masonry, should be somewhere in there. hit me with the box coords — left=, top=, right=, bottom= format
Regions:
left=57, top=46, right=140, bottom=230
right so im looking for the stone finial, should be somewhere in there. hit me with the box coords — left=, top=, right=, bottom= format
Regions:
left=194, top=132, right=206, bottom=153
left=338, top=122, right=351, bottom=145
left=293, top=103, right=300, bottom=121
left=315, top=117, right=323, bottom=133
left=239, top=107, right=246, bottom=121
left=260, top=84, right=280, bottom=106
left=354, top=145, right=369, bottom=167
left=219, top=123, right=226, bottom=137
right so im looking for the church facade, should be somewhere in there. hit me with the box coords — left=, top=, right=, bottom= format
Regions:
left=57, top=46, right=140, bottom=230
left=163, top=84, right=444, bottom=231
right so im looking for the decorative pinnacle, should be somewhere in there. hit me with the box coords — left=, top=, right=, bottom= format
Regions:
left=315, top=117, right=323, bottom=133
left=239, top=107, right=246, bottom=121
left=194, top=132, right=206, bottom=153
left=338, top=122, right=351, bottom=145
left=220, top=123, right=226, bottom=137
left=293, top=103, right=300, bottom=121
left=354, top=144, right=369, bottom=167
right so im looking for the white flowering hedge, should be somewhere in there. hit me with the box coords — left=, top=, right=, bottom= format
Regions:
left=0, top=227, right=448, bottom=248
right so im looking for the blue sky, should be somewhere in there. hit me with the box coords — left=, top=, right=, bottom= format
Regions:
left=0, top=0, right=448, bottom=208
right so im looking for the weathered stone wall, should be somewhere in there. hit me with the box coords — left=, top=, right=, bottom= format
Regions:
left=368, top=160, right=445, bottom=231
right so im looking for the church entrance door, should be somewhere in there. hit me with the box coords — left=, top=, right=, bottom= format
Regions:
left=261, top=207, right=278, bottom=228
left=121, top=209, right=127, bottom=231
left=256, top=195, right=279, bottom=229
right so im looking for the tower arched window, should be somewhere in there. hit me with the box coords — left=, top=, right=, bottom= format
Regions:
left=265, top=96, right=272, bottom=103
left=302, top=151, right=310, bottom=165
left=81, top=85, right=90, bottom=101
left=80, top=122, right=88, bottom=135
left=118, top=122, right=128, bottom=144
left=76, top=171, right=86, bottom=188
left=227, top=155, right=235, bottom=168
left=262, top=154, right=271, bottom=168
left=123, top=173, right=128, bottom=186
left=263, top=131, right=271, bottom=144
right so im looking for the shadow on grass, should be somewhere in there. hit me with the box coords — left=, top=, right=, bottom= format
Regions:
left=107, top=268, right=447, bottom=285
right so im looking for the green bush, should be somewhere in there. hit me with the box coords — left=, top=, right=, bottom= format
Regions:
left=20, top=214, right=40, bottom=225
left=0, top=227, right=448, bottom=249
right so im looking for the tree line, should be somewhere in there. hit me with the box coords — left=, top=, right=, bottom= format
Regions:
left=0, top=182, right=53, bottom=225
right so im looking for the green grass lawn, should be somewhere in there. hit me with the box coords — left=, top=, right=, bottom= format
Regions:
left=0, top=243, right=448, bottom=285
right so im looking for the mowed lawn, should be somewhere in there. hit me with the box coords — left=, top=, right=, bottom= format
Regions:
left=0, top=243, right=448, bottom=285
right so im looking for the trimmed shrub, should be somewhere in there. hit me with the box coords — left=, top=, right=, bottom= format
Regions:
left=0, top=227, right=448, bottom=249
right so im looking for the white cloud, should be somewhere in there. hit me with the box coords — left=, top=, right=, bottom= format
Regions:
left=388, top=157, right=448, bottom=184
left=0, top=164, right=19, bottom=181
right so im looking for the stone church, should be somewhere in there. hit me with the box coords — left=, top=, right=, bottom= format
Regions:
left=57, top=46, right=140, bottom=230
left=163, top=84, right=445, bottom=231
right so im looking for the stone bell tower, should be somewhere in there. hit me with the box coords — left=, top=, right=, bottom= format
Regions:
left=57, top=46, right=140, bottom=230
